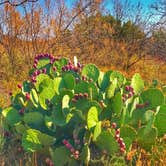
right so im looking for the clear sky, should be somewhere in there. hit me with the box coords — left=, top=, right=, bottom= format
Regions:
left=65, top=0, right=156, bottom=10
left=15, top=0, right=157, bottom=18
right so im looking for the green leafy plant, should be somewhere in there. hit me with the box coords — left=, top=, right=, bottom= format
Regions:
left=1, top=54, right=166, bottom=166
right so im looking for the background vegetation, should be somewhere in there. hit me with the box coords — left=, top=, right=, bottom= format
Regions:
left=0, top=0, right=166, bottom=165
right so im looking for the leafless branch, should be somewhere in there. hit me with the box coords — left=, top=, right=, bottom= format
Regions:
left=63, top=0, right=93, bottom=31
left=0, top=0, right=38, bottom=6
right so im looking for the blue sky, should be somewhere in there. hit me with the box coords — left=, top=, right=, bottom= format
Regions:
left=65, top=0, right=156, bottom=11
left=15, top=0, right=156, bottom=17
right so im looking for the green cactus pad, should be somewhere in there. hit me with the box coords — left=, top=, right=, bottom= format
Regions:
left=62, top=73, right=75, bottom=90
left=154, top=105, right=166, bottom=137
left=110, top=92, right=123, bottom=114
left=2, top=107, right=21, bottom=126
left=110, top=71, right=125, bottom=87
left=137, top=126, right=157, bottom=151
left=106, top=78, right=117, bottom=99
left=140, top=88, right=164, bottom=110
left=82, top=64, right=100, bottom=82
left=96, top=130, right=119, bottom=155
left=35, top=74, right=50, bottom=92
left=93, top=121, right=102, bottom=141
left=23, top=112, right=44, bottom=128
left=98, top=70, right=112, bottom=91
left=36, top=58, right=50, bottom=69
left=87, top=106, right=99, bottom=130
left=49, top=146, right=70, bottom=166
left=22, top=129, right=55, bottom=152
left=52, top=105, right=66, bottom=126
left=131, top=73, right=144, bottom=94
left=120, top=125, right=137, bottom=150
left=53, top=57, right=68, bottom=72
left=30, top=88, right=38, bottom=107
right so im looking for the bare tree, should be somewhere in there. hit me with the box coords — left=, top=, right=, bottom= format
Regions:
left=151, top=0, right=166, bottom=26
left=0, top=0, right=38, bottom=6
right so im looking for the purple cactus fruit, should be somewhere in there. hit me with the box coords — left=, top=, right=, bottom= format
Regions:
left=66, top=143, right=72, bottom=149
left=19, top=108, right=24, bottom=115
left=73, top=66, right=78, bottom=72
left=116, top=129, right=120, bottom=135
left=70, top=148, right=75, bottom=153
left=62, top=66, right=65, bottom=72
left=65, top=65, right=70, bottom=71
left=131, top=91, right=135, bottom=95
left=32, top=79, right=37, bottom=83
left=120, top=147, right=125, bottom=153
left=74, top=94, right=79, bottom=100
left=17, top=84, right=22, bottom=89
left=50, top=59, right=54, bottom=64
left=31, top=76, right=36, bottom=81
left=49, top=162, right=54, bottom=166
left=25, top=93, right=30, bottom=100
left=44, top=54, right=49, bottom=57
left=82, top=75, right=86, bottom=81
left=37, top=70, right=40, bottom=75
left=128, top=92, right=133, bottom=98
left=79, top=93, right=83, bottom=99
left=42, top=68, right=47, bottom=74
left=122, top=97, right=126, bottom=102
left=111, top=122, right=117, bottom=129
left=68, top=61, right=72, bottom=65
left=119, top=142, right=126, bottom=149
left=33, top=63, right=37, bottom=69
left=89, top=78, right=93, bottom=82
left=48, top=54, right=52, bottom=58
left=125, top=86, right=130, bottom=91
left=77, top=62, right=81, bottom=68
left=41, top=54, right=44, bottom=58
left=122, top=93, right=127, bottom=98
left=9, top=92, right=12, bottom=96
left=34, top=59, right=38, bottom=64
left=68, top=64, right=73, bottom=70
left=74, top=150, right=79, bottom=155
left=50, top=55, right=54, bottom=59
left=72, top=98, right=77, bottom=103
left=45, top=158, right=51, bottom=165
left=32, top=71, right=37, bottom=77
left=83, top=93, right=89, bottom=98
left=53, top=66, right=57, bottom=71
left=62, top=139, right=68, bottom=145
left=129, top=86, right=134, bottom=92
left=118, top=137, right=124, bottom=144
left=74, top=154, right=79, bottom=159
left=115, top=134, right=120, bottom=140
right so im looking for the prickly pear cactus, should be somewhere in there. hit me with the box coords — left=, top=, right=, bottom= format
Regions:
left=1, top=54, right=165, bottom=165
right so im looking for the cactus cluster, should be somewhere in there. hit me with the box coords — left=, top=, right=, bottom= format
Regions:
left=1, top=54, right=165, bottom=165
